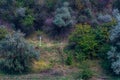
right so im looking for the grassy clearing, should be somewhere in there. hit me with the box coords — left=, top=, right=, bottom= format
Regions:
left=0, top=32, right=119, bottom=80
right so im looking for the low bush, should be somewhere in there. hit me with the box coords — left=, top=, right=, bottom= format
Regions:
left=76, top=60, right=93, bottom=80
left=105, top=11, right=120, bottom=75
left=101, top=19, right=117, bottom=28
left=90, top=0, right=111, bottom=11
left=113, top=0, right=120, bottom=11
left=79, top=68, right=93, bottom=80
left=0, top=31, right=40, bottom=74
left=20, top=14, right=35, bottom=35
left=32, top=60, right=51, bottom=72
left=65, top=52, right=73, bottom=65
left=68, top=24, right=110, bottom=61
left=94, top=27, right=111, bottom=59
left=97, top=14, right=112, bottom=23
left=45, top=0, right=57, bottom=10
left=69, top=24, right=98, bottom=59
left=74, top=0, right=86, bottom=11
left=53, top=2, right=73, bottom=28
left=0, top=27, right=8, bottom=40
left=0, top=0, right=35, bottom=35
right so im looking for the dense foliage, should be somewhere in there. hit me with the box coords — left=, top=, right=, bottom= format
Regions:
left=0, top=31, right=40, bottom=73
left=113, top=0, right=120, bottom=11
left=53, top=2, right=73, bottom=27
left=0, top=0, right=35, bottom=35
left=69, top=24, right=98, bottom=58
left=107, top=10, right=120, bottom=75
left=0, top=27, right=8, bottom=40
left=68, top=24, right=110, bottom=61
left=0, top=0, right=120, bottom=78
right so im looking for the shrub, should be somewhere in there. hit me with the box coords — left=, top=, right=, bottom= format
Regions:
left=94, top=26, right=111, bottom=59
left=113, top=0, right=120, bottom=11
left=19, top=9, right=35, bottom=35
left=0, top=27, right=8, bottom=40
left=21, top=14, right=35, bottom=27
left=107, top=25, right=120, bottom=75
left=0, top=0, right=35, bottom=35
left=34, top=0, right=45, bottom=6
left=79, top=68, right=93, bottom=80
left=76, top=60, right=93, bottom=80
left=65, top=53, right=73, bottom=65
left=0, top=0, right=34, bottom=21
left=45, top=0, right=57, bottom=9
left=15, top=0, right=35, bottom=7
left=46, top=2, right=74, bottom=37
left=69, top=24, right=98, bottom=58
left=107, top=10, right=120, bottom=75
left=0, top=31, right=40, bottom=74
left=90, top=0, right=111, bottom=11
left=16, top=7, right=26, bottom=17
left=84, top=8, right=93, bottom=18
left=90, top=19, right=99, bottom=27
left=53, top=2, right=73, bottom=28
left=74, top=0, right=86, bottom=10
left=95, top=27, right=109, bottom=44
left=0, top=0, right=15, bottom=21
left=97, top=14, right=112, bottom=23
left=76, top=52, right=86, bottom=62
left=100, top=19, right=117, bottom=28
left=68, top=24, right=110, bottom=61
left=107, top=47, right=120, bottom=75
left=78, top=15, right=87, bottom=23
left=100, top=59, right=111, bottom=74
